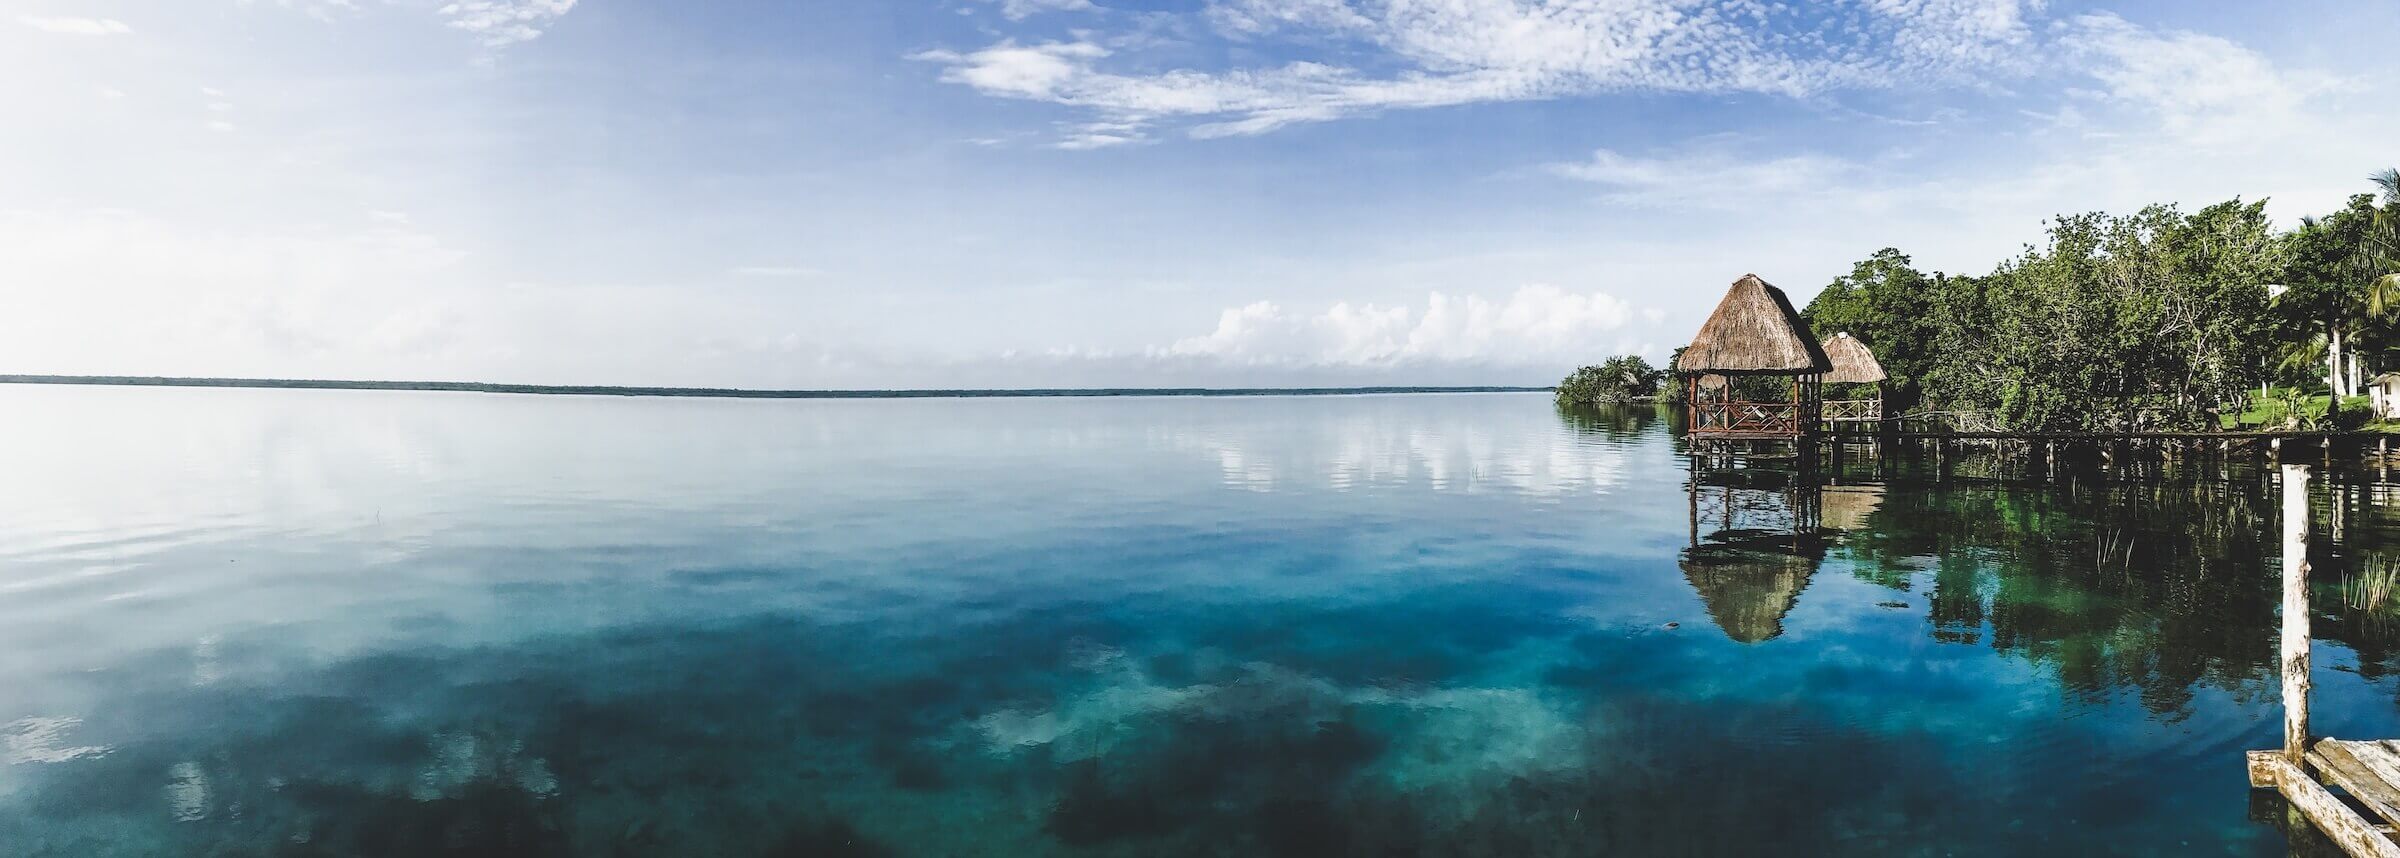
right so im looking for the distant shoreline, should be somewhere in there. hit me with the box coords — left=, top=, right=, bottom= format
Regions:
left=0, top=375, right=1552, bottom=401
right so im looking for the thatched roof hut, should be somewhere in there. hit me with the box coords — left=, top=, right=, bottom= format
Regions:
left=1820, top=332, right=1887, bottom=385
left=1679, top=542, right=1821, bottom=643
left=1675, top=274, right=1831, bottom=376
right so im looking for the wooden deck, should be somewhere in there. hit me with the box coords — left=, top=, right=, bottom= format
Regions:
left=1820, top=427, right=2387, bottom=442
left=2249, top=741, right=2400, bottom=857
left=2313, top=741, right=2400, bottom=828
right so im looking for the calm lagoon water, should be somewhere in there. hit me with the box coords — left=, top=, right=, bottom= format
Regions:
left=4, top=386, right=2399, bottom=855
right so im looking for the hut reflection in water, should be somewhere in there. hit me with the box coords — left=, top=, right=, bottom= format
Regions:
left=1680, top=462, right=1877, bottom=644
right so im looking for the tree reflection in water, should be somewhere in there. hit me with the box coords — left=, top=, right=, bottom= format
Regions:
left=1575, top=404, right=2400, bottom=716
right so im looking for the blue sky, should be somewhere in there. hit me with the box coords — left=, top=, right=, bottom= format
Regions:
left=5, top=0, right=2396, bottom=388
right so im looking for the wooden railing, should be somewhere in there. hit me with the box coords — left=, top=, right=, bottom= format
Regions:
left=1821, top=399, right=1883, bottom=423
left=1894, top=410, right=2004, bottom=434
left=1692, top=401, right=1807, bottom=436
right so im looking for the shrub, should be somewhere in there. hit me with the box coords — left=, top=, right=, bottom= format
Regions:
left=1556, top=356, right=1664, bottom=407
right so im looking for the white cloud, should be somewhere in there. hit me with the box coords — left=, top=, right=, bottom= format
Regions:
left=0, top=210, right=474, bottom=377
left=921, top=0, right=2055, bottom=144
left=2060, top=12, right=2338, bottom=147
left=1552, top=148, right=1868, bottom=209
left=1164, top=285, right=1640, bottom=368
left=19, top=16, right=133, bottom=36
left=436, top=0, right=578, bottom=46
left=983, top=0, right=1096, bottom=21
left=247, top=0, right=362, bottom=23
left=237, top=0, right=571, bottom=45
left=1056, top=120, right=1147, bottom=149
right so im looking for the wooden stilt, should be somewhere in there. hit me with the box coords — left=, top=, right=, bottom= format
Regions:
left=1687, top=456, right=1699, bottom=546
left=2283, top=463, right=2313, bottom=767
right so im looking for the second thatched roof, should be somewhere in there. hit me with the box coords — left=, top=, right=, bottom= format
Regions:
left=1675, top=274, right=1832, bottom=376
left=1820, top=332, right=1888, bottom=384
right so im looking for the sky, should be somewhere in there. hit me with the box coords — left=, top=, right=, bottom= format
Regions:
left=4, top=0, right=2397, bottom=389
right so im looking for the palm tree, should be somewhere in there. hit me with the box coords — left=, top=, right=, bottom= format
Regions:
left=2368, top=168, right=2400, bottom=314
left=2352, top=169, right=2400, bottom=398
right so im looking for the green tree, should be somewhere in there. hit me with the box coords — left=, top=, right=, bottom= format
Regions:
left=1878, top=201, right=2281, bottom=431
left=2363, top=169, right=2400, bottom=376
left=1659, top=346, right=1690, bottom=403
left=1556, top=355, right=1664, bottom=407
left=2275, top=171, right=2400, bottom=405
left=1802, top=249, right=1939, bottom=409
left=2279, top=194, right=2380, bottom=403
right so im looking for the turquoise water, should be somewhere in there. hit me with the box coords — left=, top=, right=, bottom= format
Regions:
left=2, top=386, right=2396, bottom=855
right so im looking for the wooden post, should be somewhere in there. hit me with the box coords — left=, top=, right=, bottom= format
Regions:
left=1688, top=376, right=1699, bottom=436
left=2283, top=463, right=2313, bottom=766
left=1688, top=456, right=1699, bottom=546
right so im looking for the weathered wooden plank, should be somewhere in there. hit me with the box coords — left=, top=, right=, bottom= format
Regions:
left=2255, top=749, right=2288, bottom=789
left=2258, top=755, right=2400, bottom=858
left=2323, top=742, right=2400, bottom=829
left=2311, top=743, right=2400, bottom=830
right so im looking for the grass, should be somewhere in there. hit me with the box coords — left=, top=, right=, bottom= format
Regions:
left=2222, top=388, right=2382, bottom=430
left=2344, top=554, right=2400, bottom=617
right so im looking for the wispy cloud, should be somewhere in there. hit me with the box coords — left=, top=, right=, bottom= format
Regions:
left=1552, top=148, right=1870, bottom=209
left=983, top=0, right=1096, bottom=21
left=1162, top=285, right=1643, bottom=368
left=436, top=0, right=578, bottom=46
left=2060, top=12, right=2341, bottom=147
left=919, top=0, right=2054, bottom=144
left=19, top=16, right=133, bottom=36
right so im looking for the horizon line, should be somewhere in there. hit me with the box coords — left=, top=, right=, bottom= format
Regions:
left=0, top=374, right=1555, bottom=401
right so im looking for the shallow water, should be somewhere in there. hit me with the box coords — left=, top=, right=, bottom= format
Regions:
left=2, top=386, right=2397, bottom=855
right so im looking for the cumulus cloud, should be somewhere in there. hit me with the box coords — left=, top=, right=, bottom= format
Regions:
left=1163, top=285, right=1643, bottom=368
left=919, top=0, right=2054, bottom=144
left=436, top=0, right=578, bottom=46
left=19, top=16, right=133, bottom=36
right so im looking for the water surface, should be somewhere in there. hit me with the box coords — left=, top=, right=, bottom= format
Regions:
left=3, top=387, right=2397, bottom=855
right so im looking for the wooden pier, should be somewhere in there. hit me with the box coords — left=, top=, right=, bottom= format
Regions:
left=2248, top=463, right=2400, bottom=858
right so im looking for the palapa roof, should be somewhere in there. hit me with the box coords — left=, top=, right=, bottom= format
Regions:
left=1820, top=332, right=1887, bottom=384
left=1675, top=274, right=1832, bottom=376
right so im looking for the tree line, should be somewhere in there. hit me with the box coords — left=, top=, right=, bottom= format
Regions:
left=1560, top=169, right=2400, bottom=430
